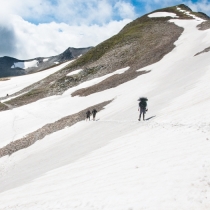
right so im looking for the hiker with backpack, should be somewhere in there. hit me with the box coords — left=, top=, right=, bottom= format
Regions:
left=92, top=109, right=97, bottom=121
left=86, top=110, right=91, bottom=121
left=138, top=97, right=148, bottom=121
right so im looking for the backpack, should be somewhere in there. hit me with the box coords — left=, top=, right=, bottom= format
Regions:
left=139, top=101, right=147, bottom=109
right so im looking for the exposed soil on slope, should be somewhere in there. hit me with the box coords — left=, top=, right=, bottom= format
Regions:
left=72, top=70, right=150, bottom=97
left=0, top=100, right=112, bottom=158
left=197, top=21, right=210, bottom=30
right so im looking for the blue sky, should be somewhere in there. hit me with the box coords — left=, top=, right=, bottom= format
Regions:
left=14, top=0, right=209, bottom=25
left=22, top=0, right=210, bottom=25
left=0, top=0, right=209, bottom=59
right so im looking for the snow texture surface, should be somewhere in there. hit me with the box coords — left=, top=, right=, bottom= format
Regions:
left=0, top=61, right=72, bottom=98
left=148, top=12, right=178, bottom=18
left=43, top=58, right=49, bottom=62
left=0, top=18, right=210, bottom=210
left=11, top=60, right=39, bottom=69
left=67, top=69, right=83, bottom=76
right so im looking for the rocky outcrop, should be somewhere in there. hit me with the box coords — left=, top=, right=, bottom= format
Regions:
left=197, top=20, right=210, bottom=30
left=71, top=70, right=150, bottom=97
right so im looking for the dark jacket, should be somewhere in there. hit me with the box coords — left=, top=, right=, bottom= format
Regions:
left=92, top=109, right=97, bottom=116
left=86, top=110, right=91, bottom=117
left=139, top=101, right=147, bottom=109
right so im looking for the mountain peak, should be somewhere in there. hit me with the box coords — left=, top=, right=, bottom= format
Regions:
left=147, top=4, right=210, bottom=21
left=176, top=4, right=192, bottom=11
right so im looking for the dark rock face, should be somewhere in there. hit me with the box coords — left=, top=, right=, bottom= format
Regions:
left=56, top=47, right=92, bottom=62
left=0, top=56, right=25, bottom=77
left=0, top=47, right=92, bottom=78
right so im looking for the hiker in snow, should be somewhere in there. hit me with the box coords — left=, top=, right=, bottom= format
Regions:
left=86, top=110, right=91, bottom=121
left=138, top=97, right=148, bottom=121
left=92, top=109, right=97, bottom=121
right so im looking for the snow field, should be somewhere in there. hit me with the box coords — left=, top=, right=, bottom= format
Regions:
left=11, top=60, right=39, bottom=69
left=148, top=12, right=179, bottom=18
left=66, top=69, right=83, bottom=76
left=0, top=120, right=209, bottom=209
left=43, top=58, right=49, bottom=62
left=0, top=18, right=210, bottom=209
left=0, top=66, right=129, bottom=147
left=0, top=60, right=73, bottom=98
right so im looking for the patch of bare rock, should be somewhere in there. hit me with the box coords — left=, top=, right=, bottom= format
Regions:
left=197, top=20, right=210, bottom=30
left=72, top=70, right=150, bottom=97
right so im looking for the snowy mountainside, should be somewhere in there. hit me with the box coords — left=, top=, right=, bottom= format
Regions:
left=3, top=4, right=210, bottom=109
left=0, top=4, right=210, bottom=210
left=0, top=47, right=92, bottom=78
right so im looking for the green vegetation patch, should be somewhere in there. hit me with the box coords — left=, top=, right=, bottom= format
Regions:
left=64, top=15, right=171, bottom=71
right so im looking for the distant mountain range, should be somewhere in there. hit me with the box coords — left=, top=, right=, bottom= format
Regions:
left=0, top=47, right=92, bottom=77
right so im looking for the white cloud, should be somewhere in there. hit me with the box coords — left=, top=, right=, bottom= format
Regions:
left=136, top=0, right=210, bottom=15
left=1, top=0, right=208, bottom=59
left=114, top=1, right=136, bottom=19
left=3, top=15, right=131, bottom=59
left=186, top=0, right=210, bottom=15
left=50, top=0, right=114, bottom=25
left=0, top=0, right=136, bottom=25
left=0, top=0, right=134, bottom=59
left=0, top=0, right=53, bottom=21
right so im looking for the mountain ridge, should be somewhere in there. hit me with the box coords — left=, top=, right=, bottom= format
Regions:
left=0, top=4, right=210, bottom=110
left=0, top=47, right=92, bottom=78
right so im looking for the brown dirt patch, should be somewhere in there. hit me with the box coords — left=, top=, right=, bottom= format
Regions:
left=197, top=21, right=210, bottom=30
left=72, top=69, right=150, bottom=97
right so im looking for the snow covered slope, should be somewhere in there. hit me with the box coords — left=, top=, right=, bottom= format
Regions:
left=0, top=61, right=73, bottom=98
left=0, top=5, right=210, bottom=210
